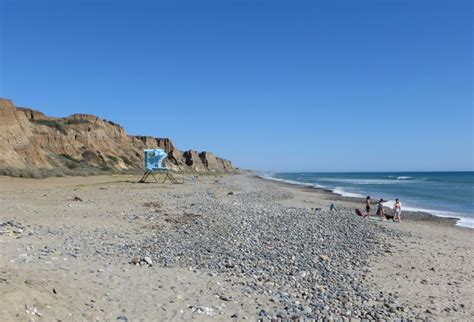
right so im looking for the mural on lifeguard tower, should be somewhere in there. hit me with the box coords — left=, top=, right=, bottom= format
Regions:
left=144, top=149, right=167, bottom=171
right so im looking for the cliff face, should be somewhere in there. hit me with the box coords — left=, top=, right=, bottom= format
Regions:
left=0, top=98, right=235, bottom=175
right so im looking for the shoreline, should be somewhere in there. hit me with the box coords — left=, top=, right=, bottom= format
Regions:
left=254, top=173, right=465, bottom=228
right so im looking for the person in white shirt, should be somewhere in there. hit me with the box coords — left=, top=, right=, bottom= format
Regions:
left=394, top=198, right=402, bottom=222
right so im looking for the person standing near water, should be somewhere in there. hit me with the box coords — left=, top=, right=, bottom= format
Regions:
left=365, top=196, right=371, bottom=216
left=394, top=198, right=402, bottom=222
left=376, top=199, right=385, bottom=219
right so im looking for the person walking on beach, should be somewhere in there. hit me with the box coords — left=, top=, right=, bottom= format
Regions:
left=365, top=196, right=371, bottom=216
left=394, top=199, right=402, bottom=222
left=376, top=199, right=385, bottom=219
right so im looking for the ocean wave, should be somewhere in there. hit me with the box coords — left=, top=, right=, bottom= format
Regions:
left=396, top=176, right=412, bottom=180
left=456, top=217, right=474, bottom=228
left=257, top=173, right=325, bottom=189
left=319, top=178, right=408, bottom=185
left=332, top=187, right=364, bottom=198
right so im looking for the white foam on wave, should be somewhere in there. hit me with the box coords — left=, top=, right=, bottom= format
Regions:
left=332, top=187, right=364, bottom=198
left=260, top=174, right=367, bottom=197
left=456, top=217, right=474, bottom=228
left=321, top=178, right=408, bottom=185
left=396, top=176, right=412, bottom=180
left=383, top=200, right=395, bottom=208
left=258, top=173, right=325, bottom=189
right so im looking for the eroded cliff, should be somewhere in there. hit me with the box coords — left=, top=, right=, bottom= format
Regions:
left=0, top=98, right=235, bottom=177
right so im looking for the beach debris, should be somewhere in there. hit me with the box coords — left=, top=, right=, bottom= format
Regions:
left=25, top=304, right=42, bottom=317
left=227, top=191, right=234, bottom=196
left=223, top=259, right=235, bottom=269
left=143, top=256, right=153, bottom=266
left=143, top=201, right=162, bottom=212
left=299, top=270, right=308, bottom=278
left=190, top=305, right=217, bottom=315
left=39, top=246, right=57, bottom=258
left=164, top=212, right=201, bottom=225
left=218, top=294, right=234, bottom=302
left=319, top=255, right=330, bottom=262
left=116, top=315, right=128, bottom=321
left=0, top=220, right=25, bottom=238
left=130, top=256, right=153, bottom=267
left=71, top=196, right=83, bottom=202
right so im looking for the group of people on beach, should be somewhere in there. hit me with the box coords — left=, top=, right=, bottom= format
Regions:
left=365, top=196, right=402, bottom=222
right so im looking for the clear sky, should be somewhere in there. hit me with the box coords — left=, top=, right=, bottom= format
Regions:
left=1, top=0, right=472, bottom=172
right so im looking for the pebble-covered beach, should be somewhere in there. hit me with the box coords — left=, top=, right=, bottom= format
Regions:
left=126, top=176, right=409, bottom=320
left=1, top=174, right=472, bottom=321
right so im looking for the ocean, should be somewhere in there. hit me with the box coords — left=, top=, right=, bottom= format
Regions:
left=261, top=172, right=474, bottom=228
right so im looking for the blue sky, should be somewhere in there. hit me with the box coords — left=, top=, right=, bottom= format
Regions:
left=1, top=0, right=472, bottom=171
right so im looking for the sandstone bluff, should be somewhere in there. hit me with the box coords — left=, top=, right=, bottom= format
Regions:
left=0, top=98, right=235, bottom=176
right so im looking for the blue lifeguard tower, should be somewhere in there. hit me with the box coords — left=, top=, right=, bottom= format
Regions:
left=138, top=149, right=181, bottom=183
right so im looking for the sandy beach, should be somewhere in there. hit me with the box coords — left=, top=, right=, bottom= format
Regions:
left=0, top=173, right=472, bottom=321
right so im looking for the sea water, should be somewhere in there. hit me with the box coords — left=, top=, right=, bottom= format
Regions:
left=262, top=172, right=474, bottom=228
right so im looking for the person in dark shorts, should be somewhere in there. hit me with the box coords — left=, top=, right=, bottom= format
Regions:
left=365, top=196, right=371, bottom=216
